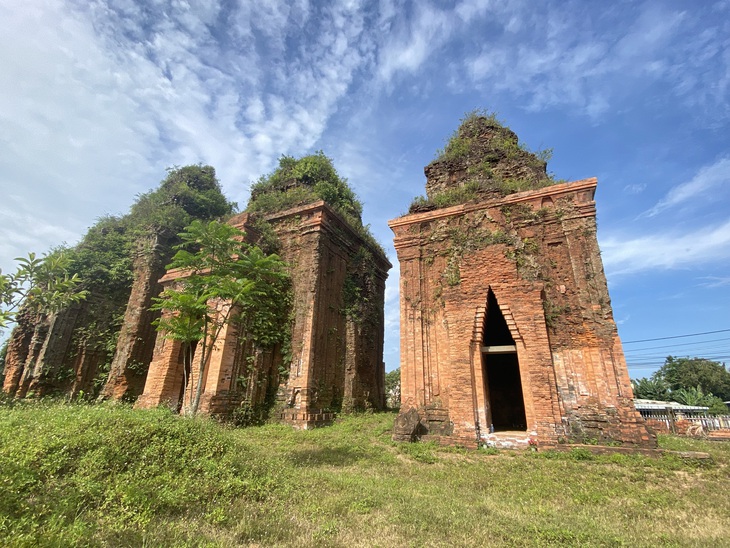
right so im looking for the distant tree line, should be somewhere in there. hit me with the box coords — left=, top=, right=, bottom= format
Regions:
left=632, top=356, right=730, bottom=415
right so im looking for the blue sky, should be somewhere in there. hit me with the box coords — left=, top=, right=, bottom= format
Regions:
left=1, top=0, right=729, bottom=379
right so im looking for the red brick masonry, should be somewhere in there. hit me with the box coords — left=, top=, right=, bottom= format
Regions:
left=390, top=179, right=655, bottom=448
left=136, top=201, right=390, bottom=427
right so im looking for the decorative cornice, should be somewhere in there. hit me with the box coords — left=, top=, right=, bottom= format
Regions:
left=388, top=177, right=598, bottom=229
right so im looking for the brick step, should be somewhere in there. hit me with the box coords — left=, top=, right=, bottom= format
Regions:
left=707, top=429, right=730, bottom=440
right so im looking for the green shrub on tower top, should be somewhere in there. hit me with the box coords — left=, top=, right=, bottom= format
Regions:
left=247, top=152, right=383, bottom=254
left=247, top=151, right=363, bottom=222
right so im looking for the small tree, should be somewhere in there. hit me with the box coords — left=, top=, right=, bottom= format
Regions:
left=0, top=250, right=87, bottom=332
left=152, top=220, right=290, bottom=415
left=670, top=384, right=727, bottom=415
left=385, top=368, right=401, bottom=409
left=671, top=385, right=709, bottom=406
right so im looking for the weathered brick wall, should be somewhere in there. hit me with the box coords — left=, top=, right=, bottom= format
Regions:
left=391, top=179, right=654, bottom=448
left=137, top=202, right=390, bottom=427
left=100, top=234, right=170, bottom=401
left=2, top=236, right=168, bottom=401
left=2, top=308, right=37, bottom=396
left=134, top=314, right=185, bottom=411
left=5, top=303, right=85, bottom=398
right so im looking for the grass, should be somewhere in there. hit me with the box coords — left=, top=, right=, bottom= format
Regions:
left=1, top=401, right=729, bottom=546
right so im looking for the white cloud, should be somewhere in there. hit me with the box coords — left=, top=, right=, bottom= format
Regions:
left=645, top=157, right=730, bottom=217
left=698, top=276, right=730, bottom=289
left=376, top=0, right=496, bottom=85
left=601, top=219, right=730, bottom=276
left=377, top=3, right=452, bottom=83
left=459, top=1, right=730, bottom=120
left=624, top=183, right=647, bottom=195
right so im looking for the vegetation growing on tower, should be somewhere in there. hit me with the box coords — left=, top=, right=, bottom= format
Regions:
left=69, top=165, right=236, bottom=301
left=248, top=152, right=362, bottom=219
left=2, top=165, right=236, bottom=399
left=410, top=109, right=561, bottom=213
left=246, top=152, right=382, bottom=252
left=129, top=165, right=235, bottom=235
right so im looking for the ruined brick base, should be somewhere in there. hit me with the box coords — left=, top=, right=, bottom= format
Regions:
left=393, top=405, right=458, bottom=444
left=564, top=404, right=657, bottom=447
left=394, top=402, right=656, bottom=450
left=280, top=408, right=335, bottom=429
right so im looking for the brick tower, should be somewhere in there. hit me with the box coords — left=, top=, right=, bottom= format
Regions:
left=136, top=201, right=390, bottom=428
left=390, top=115, right=654, bottom=449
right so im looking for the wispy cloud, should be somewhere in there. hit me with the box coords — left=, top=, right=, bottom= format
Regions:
left=377, top=2, right=454, bottom=83
left=601, top=218, right=730, bottom=276
left=698, top=276, right=730, bottom=289
left=624, top=183, right=647, bottom=195
left=460, top=1, right=729, bottom=120
left=0, top=0, right=379, bottom=267
left=645, top=157, right=730, bottom=217
left=376, top=0, right=500, bottom=85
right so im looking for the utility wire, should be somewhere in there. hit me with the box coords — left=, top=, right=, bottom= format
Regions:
left=626, top=345, right=730, bottom=359
left=627, top=359, right=730, bottom=366
left=622, top=336, right=730, bottom=353
left=623, top=329, right=730, bottom=344
left=627, top=355, right=730, bottom=368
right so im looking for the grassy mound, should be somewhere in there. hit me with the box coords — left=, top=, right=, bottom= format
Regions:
left=1, top=401, right=729, bottom=546
left=0, top=402, right=278, bottom=545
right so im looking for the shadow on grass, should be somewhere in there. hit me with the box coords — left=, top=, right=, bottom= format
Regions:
left=287, top=445, right=371, bottom=467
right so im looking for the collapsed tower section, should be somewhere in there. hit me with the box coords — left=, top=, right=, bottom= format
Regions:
left=391, top=114, right=654, bottom=448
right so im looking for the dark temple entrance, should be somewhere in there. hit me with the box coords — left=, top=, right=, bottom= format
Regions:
left=482, top=290, right=527, bottom=431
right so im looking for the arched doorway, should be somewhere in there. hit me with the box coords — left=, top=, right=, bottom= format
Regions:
left=482, top=290, right=527, bottom=431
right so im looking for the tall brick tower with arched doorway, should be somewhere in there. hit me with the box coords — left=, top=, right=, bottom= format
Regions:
left=390, top=114, right=654, bottom=449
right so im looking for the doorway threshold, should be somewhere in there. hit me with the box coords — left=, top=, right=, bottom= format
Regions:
left=481, top=431, right=533, bottom=449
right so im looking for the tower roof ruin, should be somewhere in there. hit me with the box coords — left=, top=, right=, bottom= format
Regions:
left=413, top=112, right=555, bottom=212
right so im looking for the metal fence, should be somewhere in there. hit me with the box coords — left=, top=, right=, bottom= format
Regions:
left=640, top=409, right=730, bottom=433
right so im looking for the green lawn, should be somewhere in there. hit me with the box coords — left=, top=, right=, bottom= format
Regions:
left=0, top=401, right=727, bottom=546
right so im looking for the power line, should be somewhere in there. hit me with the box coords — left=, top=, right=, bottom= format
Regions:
left=627, top=355, right=730, bottom=368
left=623, top=329, right=730, bottom=344
left=622, top=336, right=730, bottom=353
left=625, top=345, right=730, bottom=359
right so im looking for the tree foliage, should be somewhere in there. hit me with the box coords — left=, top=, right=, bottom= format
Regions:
left=130, top=164, right=235, bottom=235
left=0, top=250, right=88, bottom=332
left=68, top=215, right=133, bottom=299
left=385, top=368, right=401, bottom=409
left=152, top=220, right=291, bottom=415
left=656, top=356, right=730, bottom=401
left=633, top=356, right=730, bottom=415
left=631, top=376, right=671, bottom=401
